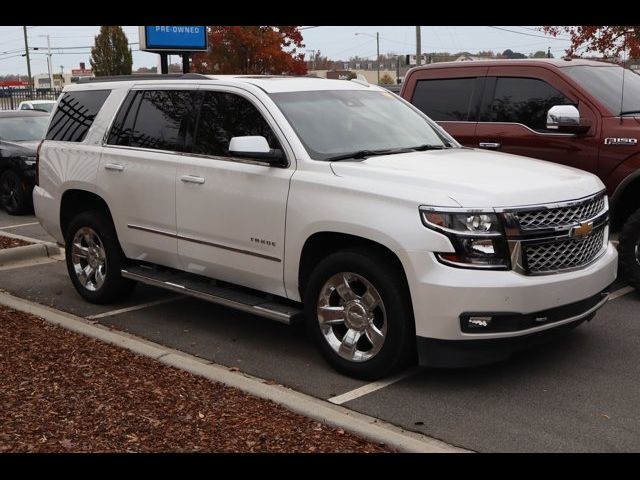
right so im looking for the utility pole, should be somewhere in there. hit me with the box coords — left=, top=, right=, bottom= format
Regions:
left=416, top=26, right=422, bottom=66
left=44, top=35, right=53, bottom=92
left=160, top=53, right=168, bottom=74
left=23, top=26, right=32, bottom=88
left=182, top=53, right=190, bottom=74
left=376, top=32, right=380, bottom=84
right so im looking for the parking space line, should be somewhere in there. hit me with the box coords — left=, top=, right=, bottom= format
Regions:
left=85, top=296, right=185, bottom=320
left=328, top=367, right=421, bottom=405
left=0, top=222, right=40, bottom=230
left=609, top=285, right=635, bottom=301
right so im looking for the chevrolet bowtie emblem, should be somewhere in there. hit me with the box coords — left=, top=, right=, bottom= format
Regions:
left=571, top=222, right=593, bottom=238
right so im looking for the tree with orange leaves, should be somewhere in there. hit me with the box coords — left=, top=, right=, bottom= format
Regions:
left=191, top=26, right=307, bottom=75
left=542, top=26, right=640, bottom=60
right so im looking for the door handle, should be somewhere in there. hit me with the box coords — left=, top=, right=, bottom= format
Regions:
left=478, top=142, right=501, bottom=149
left=180, top=175, right=205, bottom=184
left=104, top=163, right=125, bottom=172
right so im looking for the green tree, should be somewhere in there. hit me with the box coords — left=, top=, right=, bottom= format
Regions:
left=90, top=26, right=133, bottom=76
left=531, top=50, right=553, bottom=58
left=502, top=49, right=527, bottom=59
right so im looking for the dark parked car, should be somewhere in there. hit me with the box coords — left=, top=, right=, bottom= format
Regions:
left=0, top=110, right=49, bottom=214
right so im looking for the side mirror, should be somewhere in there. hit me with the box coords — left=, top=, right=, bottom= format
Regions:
left=228, top=136, right=286, bottom=166
left=546, top=105, right=590, bottom=134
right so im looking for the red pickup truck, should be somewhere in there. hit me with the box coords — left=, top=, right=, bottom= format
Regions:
left=401, top=58, right=640, bottom=291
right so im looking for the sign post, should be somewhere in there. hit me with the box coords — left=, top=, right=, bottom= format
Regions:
left=139, top=26, right=208, bottom=74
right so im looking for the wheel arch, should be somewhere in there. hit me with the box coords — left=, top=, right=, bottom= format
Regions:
left=610, top=170, right=640, bottom=231
left=60, top=189, right=115, bottom=240
left=297, top=231, right=413, bottom=306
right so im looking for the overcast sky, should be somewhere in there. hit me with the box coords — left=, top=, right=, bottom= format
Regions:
left=0, top=26, right=574, bottom=76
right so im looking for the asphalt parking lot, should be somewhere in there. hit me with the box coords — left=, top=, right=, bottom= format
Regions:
left=1, top=211, right=639, bottom=452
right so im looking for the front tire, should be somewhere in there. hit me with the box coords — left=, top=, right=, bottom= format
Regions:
left=0, top=170, right=32, bottom=215
left=619, top=208, right=640, bottom=291
left=303, top=248, right=415, bottom=380
left=65, top=210, right=136, bottom=304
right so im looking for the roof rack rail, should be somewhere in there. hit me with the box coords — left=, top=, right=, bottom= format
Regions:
left=77, top=73, right=212, bottom=83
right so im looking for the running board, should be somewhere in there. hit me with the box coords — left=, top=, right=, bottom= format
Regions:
left=121, top=266, right=302, bottom=324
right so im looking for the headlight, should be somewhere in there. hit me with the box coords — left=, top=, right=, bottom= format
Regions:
left=420, top=208, right=510, bottom=269
left=421, top=211, right=500, bottom=234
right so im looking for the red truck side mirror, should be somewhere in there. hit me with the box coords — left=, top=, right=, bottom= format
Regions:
left=546, top=105, right=591, bottom=134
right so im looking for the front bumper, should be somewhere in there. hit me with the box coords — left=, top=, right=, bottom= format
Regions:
left=398, top=241, right=617, bottom=364
left=416, top=289, right=607, bottom=367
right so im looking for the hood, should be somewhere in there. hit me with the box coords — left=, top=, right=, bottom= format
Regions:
left=330, top=148, right=604, bottom=208
left=0, top=139, right=39, bottom=156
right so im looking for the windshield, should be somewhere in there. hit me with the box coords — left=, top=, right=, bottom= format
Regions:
left=0, top=116, right=49, bottom=142
left=564, top=65, right=640, bottom=114
left=269, top=89, right=456, bottom=161
left=33, top=103, right=54, bottom=113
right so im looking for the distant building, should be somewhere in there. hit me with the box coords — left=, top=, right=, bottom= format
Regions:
left=33, top=63, right=94, bottom=90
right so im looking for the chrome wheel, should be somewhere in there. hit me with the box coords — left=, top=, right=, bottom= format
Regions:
left=317, top=272, right=387, bottom=362
left=71, top=227, right=107, bottom=292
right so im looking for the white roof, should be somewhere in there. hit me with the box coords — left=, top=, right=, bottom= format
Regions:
left=64, top=75, right=381, bottom=94
left=206, top=75, right=379, bottom=93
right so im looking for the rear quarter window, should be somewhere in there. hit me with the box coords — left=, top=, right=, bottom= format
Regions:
left=411, top=78, right=477, bottom=121
left=45, top=89, right=110, bottom=142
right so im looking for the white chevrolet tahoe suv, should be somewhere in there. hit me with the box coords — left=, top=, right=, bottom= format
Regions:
left=34, top=74, right=618, bottom=379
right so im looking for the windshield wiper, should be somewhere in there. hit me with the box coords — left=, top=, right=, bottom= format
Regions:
left=325, top=149, right=407, bottom=162
left=408, top=144, right=449, bottom=151
left=325, top=144, right=452, bottom=162
left=620, top=110, right=640, bottom=115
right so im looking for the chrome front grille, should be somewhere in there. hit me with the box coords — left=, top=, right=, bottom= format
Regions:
left=500, top=191, right=609, bottom=275
left=517, top=194, right=605, bottom=230
left=523, top=225, right=606, bottom=273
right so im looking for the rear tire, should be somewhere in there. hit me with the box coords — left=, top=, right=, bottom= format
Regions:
left=0, top=170, right=32, bottom=215
left=65, top=210, right=136, bottom=304
left=619, top=208, right=640, bottom=292
left=303, top=247, right=416, bottom=380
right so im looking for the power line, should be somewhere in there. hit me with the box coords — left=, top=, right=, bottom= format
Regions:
left=516, top=26, right=572, bottom=39
left=487, top=26, right=569, bottom=41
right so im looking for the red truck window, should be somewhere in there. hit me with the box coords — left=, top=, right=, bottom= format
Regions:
left=487, top=77, right=574, bottom=132
left=412, top=78, right=477, bottom=121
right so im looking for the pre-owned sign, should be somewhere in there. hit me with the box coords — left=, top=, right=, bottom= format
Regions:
left=139, top=26, right=208, bottom=52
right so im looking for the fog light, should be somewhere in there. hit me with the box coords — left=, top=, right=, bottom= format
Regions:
left=467, top=316, right=492, bottom=328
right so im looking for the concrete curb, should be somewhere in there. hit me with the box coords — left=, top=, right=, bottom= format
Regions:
left=0, top=291, right=469, bottom=453
left=0, top=241, right=60, bottom=266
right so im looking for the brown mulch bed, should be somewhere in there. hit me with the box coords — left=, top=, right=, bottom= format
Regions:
left=0, top=235, right=31, bottom=249
left=0, top=306, right=393, bottom=453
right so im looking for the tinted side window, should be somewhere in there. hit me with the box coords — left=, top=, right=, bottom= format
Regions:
left=411, top=78, right=477, bottom=121
left=45, top=89, right=110, bottom=142
left=106, top=91, right=142, bottom=146
left=129, top=90, right=196, bottom=152
left=489, top=77, right=574, bottom=131
left=193, top=91, right=280, bottom=157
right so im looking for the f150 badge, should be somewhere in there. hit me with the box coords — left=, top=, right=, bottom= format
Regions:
left=604, top=138, right=637, bottom=145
